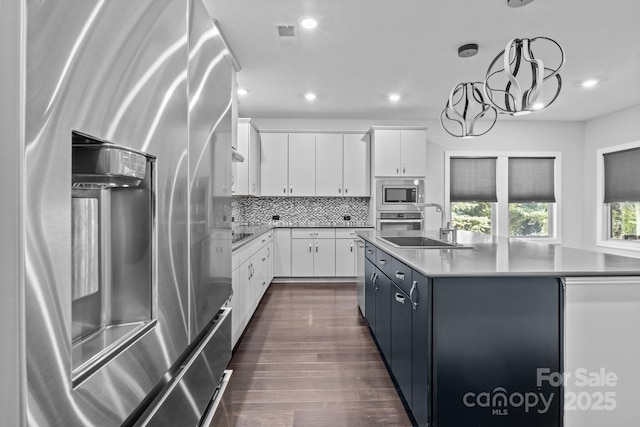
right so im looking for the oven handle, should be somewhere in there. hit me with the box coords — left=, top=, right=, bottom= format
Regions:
left=378, top=219, right=423, bottom=223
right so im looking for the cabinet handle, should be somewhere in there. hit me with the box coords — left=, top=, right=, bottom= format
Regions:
left=395, top=293, right=405, bottom=304
left=315, top=243, right=319, bottom=252
left=366, top=249, right=373, bottom=254
left=378, top=259, right=387, bottom=265
left=395, top=271, right=405, bottom=280
left=402, top=165, right=406, bottom=174
left=262, top=257, right=266, bottom=262
left=370, top=272, right=376, bottom=282
left=409, top=280, right=418, bottom=310
left=372, top=272, right=378, bottom=291
left=350, top=243, right=353, bottom=252
left=267, top=248, right=271, bottom=257
left=338, top=187, right=342, bottom=194
left=262, top=239, right=266, bottom=243
left=309, top=244, right=312, bottom=252
left=290, top=185, right=293, bottom=194
left=345, top=186, right=348, bottom=194
left=262, top=281, right=266, bottom=287
left=283, top=185, right=286, bottom=194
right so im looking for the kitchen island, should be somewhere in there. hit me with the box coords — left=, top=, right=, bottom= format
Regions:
left=356, top=229, right=640, bottom=427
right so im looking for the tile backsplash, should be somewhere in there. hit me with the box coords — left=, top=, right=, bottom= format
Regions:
left=232, top=196, right=370, bottom=225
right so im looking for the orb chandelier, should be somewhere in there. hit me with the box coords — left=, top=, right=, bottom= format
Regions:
left=440, top=44, right=498, bottom=139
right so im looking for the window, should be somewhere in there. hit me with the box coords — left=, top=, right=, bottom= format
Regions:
left=599, top=143, right=640, bottom=248
left=449, top=157, right=497, bottom=235
left=446, top=153, right=560, bottom=240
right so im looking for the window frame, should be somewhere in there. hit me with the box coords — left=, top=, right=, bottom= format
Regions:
left=596, top=141, right=640, bottom=251
left=445, top=151, right=561, bottom=243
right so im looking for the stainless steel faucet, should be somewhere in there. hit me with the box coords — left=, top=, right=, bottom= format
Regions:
left=414, top=202, right=457, bottom=243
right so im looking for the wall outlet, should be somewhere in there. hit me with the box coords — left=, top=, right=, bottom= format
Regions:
left=343, top=215, right=351, bottom=221
left=272, top=215, right=280, bottom=220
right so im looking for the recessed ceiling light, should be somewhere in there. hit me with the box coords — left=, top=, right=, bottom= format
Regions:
left=300, top=18, right=318, bottom=29
left=581, top=79, right=599, bottom=88
left=237, top=88, right=248, bottom=96
left=388, top=93, right=401, bottom=102
left=531, top=102, right=545, bottom=110
left=305, top=92, right=316, bottom=101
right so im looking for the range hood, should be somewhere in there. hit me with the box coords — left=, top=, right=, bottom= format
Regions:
left=232, top=147, right=245, bottom=162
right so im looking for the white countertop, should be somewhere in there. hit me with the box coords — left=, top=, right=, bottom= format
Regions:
left=356, top=229, right=640, bottom=278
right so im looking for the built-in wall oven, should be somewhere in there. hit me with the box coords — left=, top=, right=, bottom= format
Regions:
left=376, top=179, right=425, bottom=230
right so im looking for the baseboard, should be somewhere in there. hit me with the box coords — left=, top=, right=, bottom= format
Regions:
left=271, top=277, right=357, bottom=284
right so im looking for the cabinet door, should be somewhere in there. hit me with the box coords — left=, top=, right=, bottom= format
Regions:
left=365, top=260, right=377, bottom=331
left=335, top=238, right=355, bottom=277
left=248, top=124, right=260, bottom=195
left=343, top=133, right=370, bottom=196
left=266, top=241, right=273, bottom=285
left=234, top=121, right=250, bottom=195
left=291, top=238, right=314, bottom=276
left=374, top=129, right=401, bottom=177
left=273, top=228, right=291, bottom=277
left=411, top=271, right=430, bottom=427
left=391, top=284, right=413, bottom=407
left=260, top=133, right=288, bottom=196
left=231, top=267, right=241, bottom=347
left=240, top=259, right=253, bottom=333
left=375, top=271, right=392, bottom=363
left=400, top=129, right=427, bottom=177
left=313, top=238, right=336, bottom=276
left=315, top=133, right=343, bottom=196
left=288, top=133, right=316, bottom=196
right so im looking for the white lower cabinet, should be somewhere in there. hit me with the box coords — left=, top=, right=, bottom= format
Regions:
left=231, top=230, right=273, bottom=348
left=335, top=238, right=356, bottom=276
left=291, top=229, right=336, bottom=277
left=273, top=228, right=292, bottom=277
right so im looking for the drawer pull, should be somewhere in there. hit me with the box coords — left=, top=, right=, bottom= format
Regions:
left=378, top=259, right=387, bottom=265
left=309, top=244, right=312, bottom=252
left=262, top=257, right=266, bottom=262
left=350, top=243, right=353, bottom=252
left=410, top=281, right=418, bottom=310
left=395, top=293, right=405, bottom=304
left=395, top=271, right=405, bottom=280
left=315, top=243, right=319, bottom=252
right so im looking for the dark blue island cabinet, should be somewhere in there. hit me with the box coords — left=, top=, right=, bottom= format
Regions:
left=363, top=246, right=564, bottom=427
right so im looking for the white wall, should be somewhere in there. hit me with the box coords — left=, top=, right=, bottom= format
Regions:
left=583, top=104, right=640, bottom=257
left=253, top=117, right=586, bottom=248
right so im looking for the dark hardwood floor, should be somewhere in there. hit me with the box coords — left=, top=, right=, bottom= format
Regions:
left=228, top=282, right=413, bottom=427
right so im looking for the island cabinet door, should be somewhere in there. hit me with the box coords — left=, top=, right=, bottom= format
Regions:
left=432, top=277, right=563, bottom=427
left=391, top=283, right=412, bottom=406
left=375, top=271, right=392, bottom=363
left=365, top=259, right=377, bottom=331
left=411, top=271, right=430, bottom=427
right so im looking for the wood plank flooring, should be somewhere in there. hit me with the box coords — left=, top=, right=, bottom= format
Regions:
left=228, top=283, right=413, bottom=427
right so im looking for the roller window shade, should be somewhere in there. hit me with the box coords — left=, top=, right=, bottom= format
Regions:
left=604, top=147, right=640, bottom=203
left=450, top=157, right=497, bottom=202
left=508, top=157, right=556, bottom=203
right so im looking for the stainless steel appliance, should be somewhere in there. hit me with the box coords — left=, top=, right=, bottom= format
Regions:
left=376, top=178, right=425, bottom=212
left=376, top=211, right=424, bottom=231
left=2, top=1, right=239, bottom=425
left=355, top=238, right=366, bottom=316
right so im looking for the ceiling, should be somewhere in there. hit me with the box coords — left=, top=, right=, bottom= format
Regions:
left=204, top=0, right=640, bottom=122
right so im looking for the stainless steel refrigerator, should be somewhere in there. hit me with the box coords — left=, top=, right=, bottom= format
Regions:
left=0, top=0, right=239, bottom=425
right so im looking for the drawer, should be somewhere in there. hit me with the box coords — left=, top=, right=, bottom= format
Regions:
left=375, top=248, right=396, bottom=281
left=291, top=228, right=336, bottom=239
left=335, top=229, right=358, bottom=239
left=365, top=241, right=377, bottom=262
left=390, top=257, right=412, bottom=295
left=254, top=244, right=271, bottom=276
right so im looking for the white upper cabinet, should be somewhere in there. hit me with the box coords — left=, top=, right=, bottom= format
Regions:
left=316, top=133, right=343, bottom=196
left=343, top=133, right=370, bottom=196
left=288, top=133, right=316, bottom=196
left=260, top=133, right=289, bottom=196
left=233, top=118, right=261, bottom=196
left=373, top=128, right=427, bottom=177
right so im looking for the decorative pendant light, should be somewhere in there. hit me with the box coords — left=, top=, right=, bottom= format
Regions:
left=484, top=1, right=565, bottom=116
left=440, top=44, right=497, bottom=139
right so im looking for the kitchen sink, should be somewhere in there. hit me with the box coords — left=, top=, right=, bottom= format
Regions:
left=377, top=236, right=472, bottom=249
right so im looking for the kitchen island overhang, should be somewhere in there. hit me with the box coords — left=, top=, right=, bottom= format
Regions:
left=356, top=229, right=640, bottom=427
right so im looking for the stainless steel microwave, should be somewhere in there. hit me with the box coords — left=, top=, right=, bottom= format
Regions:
left=376, top=179, right=425, bottom=212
